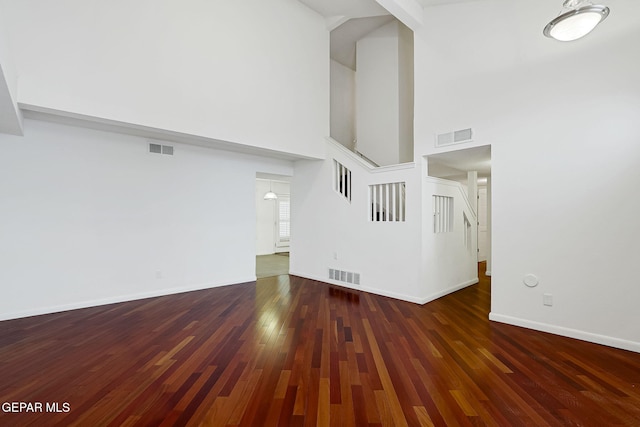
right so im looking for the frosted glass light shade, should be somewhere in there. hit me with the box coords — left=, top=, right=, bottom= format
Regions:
left=264, top=191, right=278, bottom=200
left=544, top=5, right=609, bottom=41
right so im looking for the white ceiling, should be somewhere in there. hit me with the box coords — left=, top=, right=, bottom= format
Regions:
left=298, top=0, right=389, bottom=20
left=311, top=0, right=482, bottom=69
left=298, top=0, right=395, bottom=70
left=427, top=145, right=492, bottom=180
left=415, top=0, right=480, bottom=6
left=331, top=16, right=395, bottom=69
left=299, top=0, right=481, bottom=21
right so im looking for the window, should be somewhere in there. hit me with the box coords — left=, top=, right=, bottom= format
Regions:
left=277, top=197, right=290, bottom=247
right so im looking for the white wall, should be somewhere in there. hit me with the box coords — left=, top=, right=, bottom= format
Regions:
left=292, top=140, right=477, bottom=303
left=0, top=8, right=22, bottom=135
left=415, top=0, right=640, bottom=351
left=256, top=179, right=290, bottom=255
left=356, top=21, right=413, bottom=166
left=398, top=22, right=414, bottom=163
left=0, top=119, right=293, bottom=320
left=330, top=60, right=356, bottom=149
left=356, top=21, right=399, bottom=165
left=0, top=0, right=328, bottom=159
left=421, top=176, right=479, bottom=301
left=292, top=143, right=422, bottom=302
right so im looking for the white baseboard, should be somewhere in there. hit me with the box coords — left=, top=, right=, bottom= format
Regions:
left=290, top=271, right=478, bottom=306
left=485, top=270, right=491, bottom=276
left=289, top=271, right=425, bottom=304
left=0, top=276, right=257, bottom=322
left=417, top=278, right=479, bottom=305
left=489, top=313, right=640, bottom=354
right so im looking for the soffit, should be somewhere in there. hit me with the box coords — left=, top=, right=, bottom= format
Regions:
left=299, top=0, right=482, bottom=20
left=298, top=0, right=389, bottom=20
left=416, top=0, right=482, bottom=6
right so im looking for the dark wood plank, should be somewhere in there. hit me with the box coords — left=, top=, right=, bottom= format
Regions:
left=0, top=264, right=639, bottom=426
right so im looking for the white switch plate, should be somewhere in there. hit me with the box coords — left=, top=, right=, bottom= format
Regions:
left=543, top=293, right=553, bottom=306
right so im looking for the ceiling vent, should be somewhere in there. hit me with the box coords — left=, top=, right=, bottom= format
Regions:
left=435, top=128, right=473, bottom=147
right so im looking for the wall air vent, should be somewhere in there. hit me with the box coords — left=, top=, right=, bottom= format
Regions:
left=149, top=142, right=174, bottom=156
left=435, top=128, right=473, bottom=147
left=329, top=268, right=360, bottom=285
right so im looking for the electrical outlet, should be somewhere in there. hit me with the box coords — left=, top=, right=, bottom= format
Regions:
left=543, top=293, right=553, bottom=306
left=155, top=270, right=163, bottom=279
left=333, top=252, right=338, bottom=260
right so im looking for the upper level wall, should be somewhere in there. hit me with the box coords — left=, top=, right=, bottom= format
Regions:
left=414, top=0, right=640, bottom=352
left=356, top=20, right=413, bottom=166
left=398, top=21, right=414, bottom=163
left=330, top=60, right=356, bottom=150
left=0, top=8, right=22, bottom=135
left=0, top=0, right=328, bottom=159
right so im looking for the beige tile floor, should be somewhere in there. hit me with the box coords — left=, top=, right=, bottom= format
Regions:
left=256, top=253, right=289, bottom=278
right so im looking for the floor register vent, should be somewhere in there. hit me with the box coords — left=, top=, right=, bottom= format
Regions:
left=329, top=268, right=360, bottom=285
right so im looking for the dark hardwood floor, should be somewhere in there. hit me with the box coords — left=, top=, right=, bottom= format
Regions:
left=1, top=264, right=639, bottom=426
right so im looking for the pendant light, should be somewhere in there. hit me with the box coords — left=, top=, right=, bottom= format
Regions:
left=264, top=181, right=278, bottom=200
left=543, top=0, right=609, bottom=42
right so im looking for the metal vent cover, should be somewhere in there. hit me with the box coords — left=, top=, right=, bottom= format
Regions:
left=329, top=268, right=360, bottom=285
left=149, top=142, right=174, bottom=155
left=435, top=128, right=473, bottom=147
left=454, top=128, right=472, bottom=142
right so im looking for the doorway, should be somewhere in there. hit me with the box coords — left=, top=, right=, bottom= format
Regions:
left=255, top=174, right=291, bottom=278
left=426, top=145, right=492, bottom=275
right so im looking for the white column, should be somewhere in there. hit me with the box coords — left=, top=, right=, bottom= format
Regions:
left=467, top=171, right=478, bottom=216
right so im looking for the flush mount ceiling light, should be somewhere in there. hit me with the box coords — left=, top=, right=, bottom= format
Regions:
left=544, top=0, right=609, bottom=41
